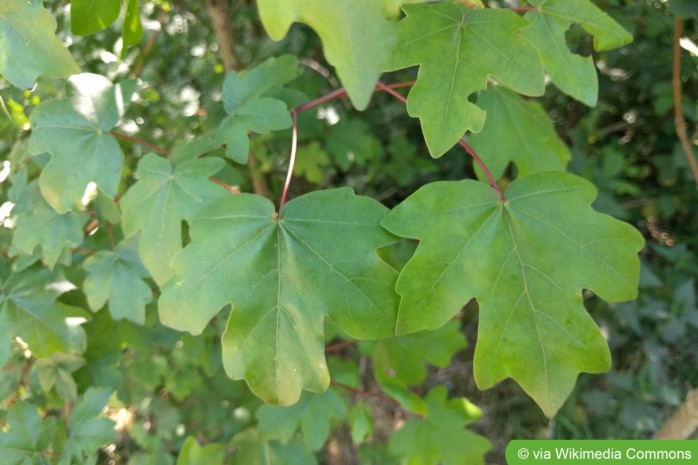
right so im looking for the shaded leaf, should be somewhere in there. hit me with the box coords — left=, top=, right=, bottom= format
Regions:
left=0, top=0, right=80, bottom=89
left=256, top=390, right=347, bottom=450
left=83, top=236, right=153, bottom=324
left=385, top=2, right=544, bottom=157
left=230, top=429, right=317, bottom=465
left=295, top=142, right=329, bottom=184
left=159, top=188, right=398, bottom=405
left=34, top=353, right=85, bottom=402
left=11, top=181, right=89, bottom=268
left=216, top=56, right=300, bottom=163
left=120, top=154, right=227, bottom=285
left=28, top=74, right=137, bottom=212
left=381, top=172, right=644, bottom=416
left=373, top=319, right=466, bottom=392
left=0, top=267, right=87, bottom=358
left=469, top=86, right=569, bottom=180
left=61, top=388, right=117, bottom=463
left=389, top=386, right=490, bottom=465
left=0, top=402, right=57, bottom=465
left=256, top=0, right=395, bottom=110
left=176, top=437, right=225, bottom=465
left=522, top=0, right=633, bottom=106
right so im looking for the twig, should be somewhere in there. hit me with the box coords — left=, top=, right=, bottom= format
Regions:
left=330, top=380, right=401, bottom=407
left=111, top=131, right=170, bottom=156
left=672, top=16, right=698, bottom=189
left=279, top=111, right=299, bottom=212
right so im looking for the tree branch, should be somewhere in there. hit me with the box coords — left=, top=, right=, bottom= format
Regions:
left=672, top=16, right=698, bottom=189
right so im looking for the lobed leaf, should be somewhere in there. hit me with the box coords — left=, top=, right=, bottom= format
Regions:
left=216, top=56, right=300, bottom=163
left=385, top=2, right=544, bottom=158
left=389, top=386, right=490, bottom=465
left=0, top=402, right=57, bottom=465
left=29, top=74, right=138, bottom=213
left=230, top=429, right=318, bottom=465
left=381, top=172, right=644, bottom=416
left=159, top=188, right=399, bottom=405
left=60, top=388, right=117, bottom=463
left=0, top=0, right=80, bottom=89
left=256, top=0, right=395, bottom=110
left=83, top=236, right=153, bottom=324
left=522, top=0, right=633, bottom=106
left=469, top=86, right=569, bottom=180
left=120, top=154, right=228, bottom=286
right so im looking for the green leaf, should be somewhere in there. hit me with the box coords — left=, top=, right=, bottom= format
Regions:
left=468, top=86, right=569, bottom=180
left=159, top=188, right=398, bottom=405
left=176, top=437, right=225, bottom=465
left=0, top=402, right=57, bottom=465
left=373, top=319, right=466, bottom=390
left=389, top=386, right=490, bottom=465
left=381, top=172, right=644, bottom=416
left=325, top=118, right=382, bottom=171
left=0, top=267, right=87, bottom=358
left=0, top=0, right=80, bottom=89
left=348, top=402, right=373, bottom=443
left=385, top=2, right=544, bottom=157
left=70, top=0, right=121, bottom=36
left=34, top=353, right=85, bottom=402
left=216, top=56, right=300, bottom=163
left=122, top=0, right=143, bottom=51
left=83, top=236, right=153, bottom=324
left=256, top=1, right=395, bottom=110
left=522, top=0, right=633, bottom=106
left=61, top=388, right=117, bottom=463
left=256, top=390, right=347, bottom=450
left=230, top=429, right=317, bottom=465
left=11, top=181, right=89, bottom=268
left=120, top=154, right=227, bottom=286
left=294, top=142, right=329, bottom=184
left=28, top=74, right=137, bottom=212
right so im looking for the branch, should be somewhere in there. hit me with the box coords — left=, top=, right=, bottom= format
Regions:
left=672, top=16, right=698, bottom=189
left=654, top=387, right=698, bottom=439
left=111, top=131, right=170, bottom=156
left=330, top=380, right=401, bottom=407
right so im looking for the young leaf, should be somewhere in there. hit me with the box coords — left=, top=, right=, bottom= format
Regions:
left=389, top=386, right=490, bottom=465
left=0, top=0, right=80, bottom=89
left=216, top=56, right=300, bottom=163
left=385, top=2, right=544, bottom=158
left=256, top=390, right=347, bottom=450
left=0, top=267, right=87, bottom=359
left=522, top=0, right=633, bottom=106
left=83, top=236, right=153, bottom=325
left=70, top=0, right=121, bottom=36
left=468, top=86, right=569, bottom=180
left=159, top=188, right=399, bottom=405
left=176, top=437, right=226, bottom=465
left=256, top=1, right=395, bottom=110
left=60, top=388, right=117, bottom=463
left=34, top=353, right=85, bottom=402
left=11, top=181, right=89, bottom=268
left=381, top=172, right=644, bottom=416
left=122, top=0, right=143, bottom=52
left=0, top=402, right=57, bottom=464
left=230, top=429, right=318, bottom=465
left=120, top=154, right=228, bottom=286
left=28, top=74, right=137, bottom=212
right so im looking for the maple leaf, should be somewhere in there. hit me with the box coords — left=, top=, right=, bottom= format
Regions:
left=0, top=0, right=80, bottom=89
left=159, top=188, right=399, bottom=405
left=381, top=172, right=644, bottom=416
left=120, top=154, right=228, bottom=286
left=389, top=386, right=490, bottom=465
left=215, top=55, right=300, bottom=164
left=28, top=74, right=137, bottom=213
left=469, top=86, right=569, bottom=181
left=522, top=0, right=633, bottom=106
left=256, top=0, right=396, bottom=110
left=385, top=2, right=544, bottom=158
left=0, top=402, right=56, bottom=464
left=83, top=236, right=153, bottom=324
left=229, top=429, right=317, bottom=465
